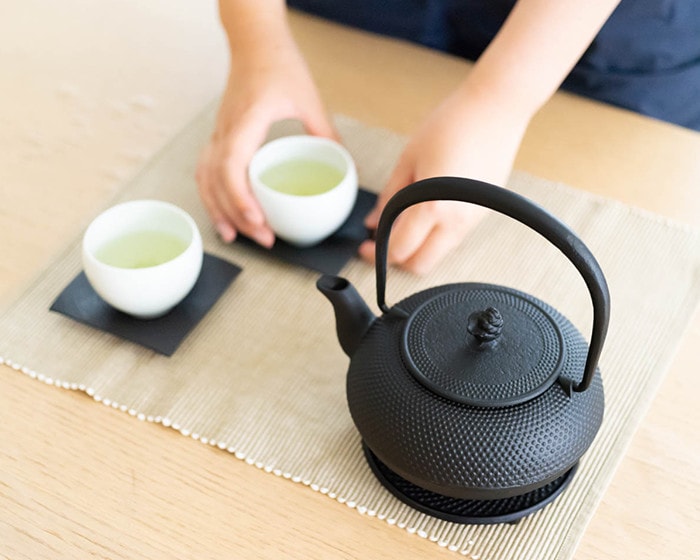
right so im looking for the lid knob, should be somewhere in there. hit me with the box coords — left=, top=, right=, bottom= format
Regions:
left=467, top=307, right=503, bottom=343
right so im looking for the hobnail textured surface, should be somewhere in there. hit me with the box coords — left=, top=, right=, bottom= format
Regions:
left=402, top=285, right=565, bottom=406
left=347, top=283, right=604, bottom=501
left=364, top=444, right=578, bottom=525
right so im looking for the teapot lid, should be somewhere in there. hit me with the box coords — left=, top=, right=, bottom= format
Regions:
left=400, top=285, right=566, bottom=407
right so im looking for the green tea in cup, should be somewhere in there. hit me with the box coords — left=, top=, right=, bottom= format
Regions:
left=249, top=135, right=358, bottom=247
left=259, top=159, right=345, bottom=196
left=82, top=200, right=203, bottom=319
left=95, top=230, right=189, bottom=269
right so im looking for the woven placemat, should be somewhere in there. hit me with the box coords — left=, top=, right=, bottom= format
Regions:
left=2, top=104, right=699, bottom=559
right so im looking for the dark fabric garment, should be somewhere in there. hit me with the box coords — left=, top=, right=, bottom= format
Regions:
left=287, top=0, right=453, bottom=51
left=566, top=1, right=700, bottom=130
left=288, top=0, right=700, bottom=131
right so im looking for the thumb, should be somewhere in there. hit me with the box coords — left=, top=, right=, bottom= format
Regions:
left=300, top=107, right=340, bottom=142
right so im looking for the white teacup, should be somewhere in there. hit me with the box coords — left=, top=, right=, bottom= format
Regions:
left=82, top=199, right=203, bottom=319
left=248, top=135, right=358, bottom=247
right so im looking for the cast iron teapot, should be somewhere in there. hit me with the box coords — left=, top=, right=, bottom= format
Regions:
left=317, top=176, right=610, bottom=521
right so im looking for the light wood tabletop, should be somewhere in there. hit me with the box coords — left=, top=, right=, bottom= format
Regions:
left=2, top=3, right=699, bottom=559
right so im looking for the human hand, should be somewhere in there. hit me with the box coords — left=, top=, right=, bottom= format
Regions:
left=196, top=34, right=336, bottom=246
left=358, top=85, right=529, bottom=275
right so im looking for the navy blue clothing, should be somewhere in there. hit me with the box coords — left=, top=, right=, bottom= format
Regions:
left=289, top=0, right=700, bottom=131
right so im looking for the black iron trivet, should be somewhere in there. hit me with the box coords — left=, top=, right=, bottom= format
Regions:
left=363, top=443, right=577, bottom=525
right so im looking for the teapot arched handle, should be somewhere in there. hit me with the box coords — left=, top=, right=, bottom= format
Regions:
left=375, top=176, right=610, bottom=394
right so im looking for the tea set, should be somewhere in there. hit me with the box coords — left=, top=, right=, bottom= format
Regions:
left=80, top=137, right=610, bottom=523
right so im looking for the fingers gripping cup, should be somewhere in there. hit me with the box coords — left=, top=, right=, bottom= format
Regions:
left=82, top=200, right=203, bottom=319
left=248, top=135, right=358, bottom=247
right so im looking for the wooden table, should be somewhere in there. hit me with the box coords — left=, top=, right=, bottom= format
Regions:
left=2, top=4, right=699, bottom=558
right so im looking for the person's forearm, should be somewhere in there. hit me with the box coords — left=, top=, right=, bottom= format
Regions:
left=218, top=0, right=293, bottom=62
left=462, top=0, right=621, bottom=119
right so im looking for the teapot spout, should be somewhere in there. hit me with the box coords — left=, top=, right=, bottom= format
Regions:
left=317, top=275, right=375, bottom=357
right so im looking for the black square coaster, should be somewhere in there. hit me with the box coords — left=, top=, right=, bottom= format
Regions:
left=235, top=188, right=377, bottom=275
left=49, top=253, right=242, bottom=356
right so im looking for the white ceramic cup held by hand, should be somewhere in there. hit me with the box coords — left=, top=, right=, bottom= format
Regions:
left=248, top=135, right=358, bottom=247
left=82, top=200, right=203, bottom=319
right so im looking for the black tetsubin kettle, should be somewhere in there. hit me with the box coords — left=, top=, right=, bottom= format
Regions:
left=317, top=176, right=610, bottom=523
